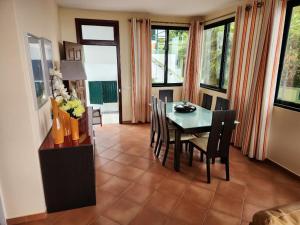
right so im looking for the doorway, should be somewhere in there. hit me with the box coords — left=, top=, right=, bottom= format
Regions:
left=75, top=19, right=122, bottom=124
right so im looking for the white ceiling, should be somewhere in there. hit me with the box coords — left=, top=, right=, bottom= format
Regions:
left=57, top=0, right=240, bottom=16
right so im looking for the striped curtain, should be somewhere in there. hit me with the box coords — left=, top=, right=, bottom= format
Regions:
left=130, top=18, right=152, bottom=123
left=182, top=20, right=203, bottom=104
left=228, top=0, right=287, bottom=160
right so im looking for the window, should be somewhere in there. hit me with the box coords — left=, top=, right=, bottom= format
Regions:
left=151, top=26, right=189, bottom=86
left=275, top=0, right=300, bottom=111
left=200, top=18, right=235, bottom=92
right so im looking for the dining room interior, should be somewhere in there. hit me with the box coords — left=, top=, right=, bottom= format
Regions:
left=0, top=0, right=300, bottom=225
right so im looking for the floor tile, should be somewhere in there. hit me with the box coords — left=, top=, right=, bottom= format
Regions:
left=89, top=216, right=120, bottom=225
left=172, top=199, right=206, bottom=225
left=114, top=165, right=144, bottom=181
left=217, top=180, right=246, bottom=201
left=204, top=210, right=241, bottom=225
left=182, top=185, right=214, bottom=208
left=99, top=150, right=121, bottom=160
left=100, top=176, right=131, bottom=196
left=211, top=194, right=243, bottom=218
left=136, top=172, right=164, bottom=188
left=129, top=207, right=167, bottom=225
left=96, top=171, right=113, bottom=187
left=122, top=183, right=154, bottom=204
left=130, top=157, right=154, bottom=170
left=146, top=191, right=179, bottom=215
left=103, top=198, right=142, bottom=225
left=113, top=153, right=138, bottom=165
left=157, top=178, right=187, bottom=196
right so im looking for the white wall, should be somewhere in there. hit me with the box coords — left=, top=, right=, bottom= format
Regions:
left=0, top=0, right=60, bottom=219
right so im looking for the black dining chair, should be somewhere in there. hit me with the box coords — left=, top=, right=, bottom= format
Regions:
left=159, top=89, right=173, bottom=102
left=202, top=93, right=213, bottom=110
left=156, top=100, right=195, bottom=166
left=150, top=96, right=160, bottom=150
left=188, top=110, right=236, bottom=183
left=215, top=97, right=229, bottom=110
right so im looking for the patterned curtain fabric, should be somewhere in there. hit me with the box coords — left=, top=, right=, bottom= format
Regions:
left=130, top=18, right=152, bottom=123
left=228, top=0, right=287, bottom=160
left=182, top=20, right=203, bottom=104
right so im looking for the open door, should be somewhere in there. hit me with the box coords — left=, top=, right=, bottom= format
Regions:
left=75, top=19, right=123, bottom=124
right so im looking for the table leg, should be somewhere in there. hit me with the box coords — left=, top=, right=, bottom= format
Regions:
left=174, top=129, right=182, bottom=172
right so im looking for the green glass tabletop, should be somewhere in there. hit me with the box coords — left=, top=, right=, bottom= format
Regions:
left=166, top=102, right=213, bottom=131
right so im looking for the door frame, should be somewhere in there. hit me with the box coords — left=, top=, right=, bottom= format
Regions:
left=75, top=18, right=123, bottom=124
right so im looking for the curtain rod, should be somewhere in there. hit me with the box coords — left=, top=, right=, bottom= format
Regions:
left=203, top=12, right=236, bottom=24
left=128, top=18, right=190, bottom=26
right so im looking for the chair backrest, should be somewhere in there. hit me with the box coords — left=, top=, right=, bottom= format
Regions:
left=159, top=89, right=174, bottom=102
left=207, top=110, right=236, bottom=159
left=157, top=100, right=169, bottom=144
left=202, top=93, right=213, bottom=110
left=151, top=96, right=159, bottom=132
left=215, top=97, right=229, bottom=110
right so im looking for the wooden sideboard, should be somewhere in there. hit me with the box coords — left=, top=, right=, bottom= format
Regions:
left=39, top=107, right=96, bottom=213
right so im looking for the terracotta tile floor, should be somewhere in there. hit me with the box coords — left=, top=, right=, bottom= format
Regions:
left=22, top=124, right=300, bottom=225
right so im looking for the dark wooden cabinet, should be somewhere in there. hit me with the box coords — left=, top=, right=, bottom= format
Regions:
left=39, top=109, right=96, bottom=213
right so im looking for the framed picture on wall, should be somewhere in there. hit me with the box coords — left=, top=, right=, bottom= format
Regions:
left=26, top=33, right=48, bottom=109
left=41, top=38, right=54, bottom=96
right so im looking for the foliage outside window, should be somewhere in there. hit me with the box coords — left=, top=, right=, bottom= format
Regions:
left=200, top=18, right=235, bottom=92
left=151, top=26, right=189, bottom=86
left=275, top=0, right=300, bottom=111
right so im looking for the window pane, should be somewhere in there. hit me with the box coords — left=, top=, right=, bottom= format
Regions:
left=201, top=25, right=225, bottom=87
left=167, top=30, right=189, bottom=83
left=278, top=5, right=300, bottom=105
left=222, top=22, right=235, bottom=89
left=151, top=29, right=166, bottom=83
left=81, top=25, right=114, bottom=40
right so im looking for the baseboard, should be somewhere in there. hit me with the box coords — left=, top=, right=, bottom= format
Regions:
left=121, top=120, right=132, bottom=124
left=265, top=158, right=300, bottom=178
left=6, top=212, right=47, bottom=225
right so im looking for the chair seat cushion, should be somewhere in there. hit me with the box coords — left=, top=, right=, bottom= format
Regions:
left=190, top=136, right=208, bottom=152
left=251, top=202, right=300, bottom=225
left=168, top=123, right=177, bottom=130
left=195, top=132, right=209, bottom=138
left=169, top=131, right=195, bottom=142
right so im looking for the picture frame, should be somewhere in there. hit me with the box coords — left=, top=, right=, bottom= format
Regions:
left=26, top=33, right=48, bottom=109
left=41, top=38, right=54, bottom=96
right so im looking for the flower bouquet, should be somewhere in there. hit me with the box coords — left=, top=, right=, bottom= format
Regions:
left=60, top=99, right=85, bottom=140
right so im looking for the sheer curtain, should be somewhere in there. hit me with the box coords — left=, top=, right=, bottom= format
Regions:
left=130, top=18, right=152, bottom=123
left=182, top=20, right=204, bottom=104
left=228, top=0, right=287, bottom=159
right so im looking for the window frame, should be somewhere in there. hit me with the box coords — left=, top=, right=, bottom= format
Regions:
left=151, top=25, right=189, bottom=87
left=274, top=0, right=300, bottom=112
left=200, top=17, right=235, bottom=93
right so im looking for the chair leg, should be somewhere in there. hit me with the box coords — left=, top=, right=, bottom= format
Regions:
left=150, top=130, right=155, bottom=147
left=185, top=142, right=188, bottom=152
left=225, top=157, right=230, bottom=181
left=156, top=139, right=162, bottom=158
left=188, top=144, right=193, bottom=167
left=154, top=131, right=160, bottom=154
left=200, top=152, right=204, bottom=162
left=206, top=158, right=211, bottom=184
left=212, top=157, right=215, bottom=164
left=162, top=143, right=169, bottom=166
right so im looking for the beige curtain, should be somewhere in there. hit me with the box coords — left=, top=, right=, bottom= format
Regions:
left=130, top=18, right=152, bottom=123
left=228, top=0, right=287, bottom=160
left=182, top=20, right=203, bottom=104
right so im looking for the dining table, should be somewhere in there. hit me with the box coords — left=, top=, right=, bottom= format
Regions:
left=166, top=101, right=238, bottom=172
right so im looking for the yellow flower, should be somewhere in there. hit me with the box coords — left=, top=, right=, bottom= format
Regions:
left=73, top=104, right=85, bottom=118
